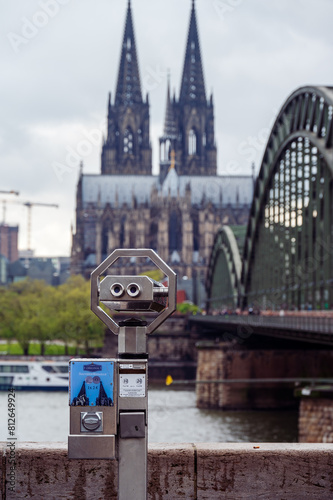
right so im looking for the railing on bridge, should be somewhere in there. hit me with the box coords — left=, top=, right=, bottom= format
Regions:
left=189, top=313, right=333, bottom=345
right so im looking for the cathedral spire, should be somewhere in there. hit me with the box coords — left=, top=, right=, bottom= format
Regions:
left=101, top=1, right=152, bottom=175
left=179, top=0, right=206, bottom=105
left=163, top=75, right=177, bottom=138
left=115, top=0, right=142, bottom=106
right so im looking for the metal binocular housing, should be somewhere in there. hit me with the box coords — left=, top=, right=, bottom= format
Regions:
left=91, top=248, right=177, bottom=335
left=100, top=275, right=168, bottom=313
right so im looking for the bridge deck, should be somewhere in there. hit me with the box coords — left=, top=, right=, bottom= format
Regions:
left=189, top=314, right=333, bottom=346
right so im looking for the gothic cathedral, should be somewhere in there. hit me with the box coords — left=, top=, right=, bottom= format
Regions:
left=71, top=0, right=253, bottom=295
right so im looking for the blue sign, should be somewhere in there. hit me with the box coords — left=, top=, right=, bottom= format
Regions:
left=69, top=360, right=114, bottom=407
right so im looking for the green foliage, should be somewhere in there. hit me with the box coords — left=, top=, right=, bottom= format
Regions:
left=140, top=269, right=165, bottom=282
left=0, top=342, right=86, bottom=356
left=0, top=343, right=24, bottom=355
left=0, top=277, right=105, bottom=356
left=176, top=302, right=201, bottom=315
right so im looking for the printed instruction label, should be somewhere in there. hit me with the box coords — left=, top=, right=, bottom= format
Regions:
left=69, top=360, right=114, bottom=406
left=119, top=373, right=146, bottom=398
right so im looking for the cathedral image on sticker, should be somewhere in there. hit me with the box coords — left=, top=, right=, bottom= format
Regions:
left=69, top=360, right=114, bottom=407
left=71, top=0, right=254, bottom=288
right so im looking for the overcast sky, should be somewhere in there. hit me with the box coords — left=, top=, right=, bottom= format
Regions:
left=1, top=0, right=332, bottom=257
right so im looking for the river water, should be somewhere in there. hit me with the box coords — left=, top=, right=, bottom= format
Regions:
left=0, top=386, right=298, bottom=443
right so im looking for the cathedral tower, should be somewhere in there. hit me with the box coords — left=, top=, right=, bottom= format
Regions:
left=159, top=0, right=217, bottom=180
left=71, top=0, right=253, bottom=285
left=101, top=0, right=152, bottom=175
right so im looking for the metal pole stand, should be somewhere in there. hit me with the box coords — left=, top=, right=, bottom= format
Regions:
left=90, top=249, right=177, bottom=500
left=117, top=321, right=148, bottom=499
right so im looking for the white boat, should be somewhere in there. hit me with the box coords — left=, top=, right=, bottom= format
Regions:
left=0, top=360, right=69, bottom=391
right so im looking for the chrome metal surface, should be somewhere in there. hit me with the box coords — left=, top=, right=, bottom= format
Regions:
left=90, top=248, right=177, bottom=335
left=68, top=435, right=116, bottom=460
left=81, top=412, right=103, bottom=432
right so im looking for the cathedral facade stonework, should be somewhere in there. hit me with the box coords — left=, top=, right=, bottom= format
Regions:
left=71, top=1, right=253, bottom=285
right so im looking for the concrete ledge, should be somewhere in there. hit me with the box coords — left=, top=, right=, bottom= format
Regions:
left=1, top=442, right=333, bottom=499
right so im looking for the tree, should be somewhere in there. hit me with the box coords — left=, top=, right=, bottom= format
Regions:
left=7, top=279, right=56, bottom=355
left=54, top=276, right=105, bottom=355
left=0, top=288, right=18, bottom=349
left=0, top=277, right=106, bottom=356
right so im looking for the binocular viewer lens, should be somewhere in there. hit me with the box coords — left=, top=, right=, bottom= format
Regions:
left=110, top=283, right=125, bottom=297
left=127, top=283, right=140, bottom=297
left=110, top=282, right=141, bottom=298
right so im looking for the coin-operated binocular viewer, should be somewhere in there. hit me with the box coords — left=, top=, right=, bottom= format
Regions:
left=68, top=249, right=176, bottom=500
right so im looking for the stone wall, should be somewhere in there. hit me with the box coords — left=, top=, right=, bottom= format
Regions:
left=196, top=343, right=333, bottom=410
left=299, top=398, right=333, bottom=443
left=100, top=315, right=200, bottom=383
left=1, top=443, right=333, bottom=499
left=101, top=316, right=195, bottom=359
left=104, top=329, right=198, bottom=363
left=148, top=333, right=196, bottom=361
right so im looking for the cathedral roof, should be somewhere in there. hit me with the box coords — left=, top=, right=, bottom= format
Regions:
left=81, top=175, right=157, bottom=207
left=115, top=0, right=143, bottom=106
left=81, top=172, right=253, bottom=208
left=161, top=169, right=253, bottom=206
left=179, top=0, right=206, bottom=105
left=162, top=166, right=179, bottom=194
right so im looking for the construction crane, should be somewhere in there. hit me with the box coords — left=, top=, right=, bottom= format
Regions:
left=0, top=190, right=19, bottom=223
left=23, top=202, right=59, bottom=251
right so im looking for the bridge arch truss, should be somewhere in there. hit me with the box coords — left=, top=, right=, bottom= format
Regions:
left=241, top=86, right=333, bottom=311
left=206, top=226, right=242, bottom=312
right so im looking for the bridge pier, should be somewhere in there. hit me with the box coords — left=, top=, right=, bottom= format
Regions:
left=297, top=386, right=333, bottom=443
left=196, top=342, right=333, bottom=411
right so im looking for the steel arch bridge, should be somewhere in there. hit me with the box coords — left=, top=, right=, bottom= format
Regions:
left=206, top=226, right=243, bottom=311
left=208, top=85, right=333, bottom=312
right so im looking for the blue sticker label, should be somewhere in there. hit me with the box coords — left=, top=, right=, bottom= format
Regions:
left=69, top=361, right=114, bottom=407
left=83, top=363, right=102, bottom=372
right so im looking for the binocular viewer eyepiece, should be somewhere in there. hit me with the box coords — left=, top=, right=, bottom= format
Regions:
left=110, top=282, right=142, bottom=299
left=91, top=248, right=177, bottom=335
left=100, top=275, right=169, bottom=313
